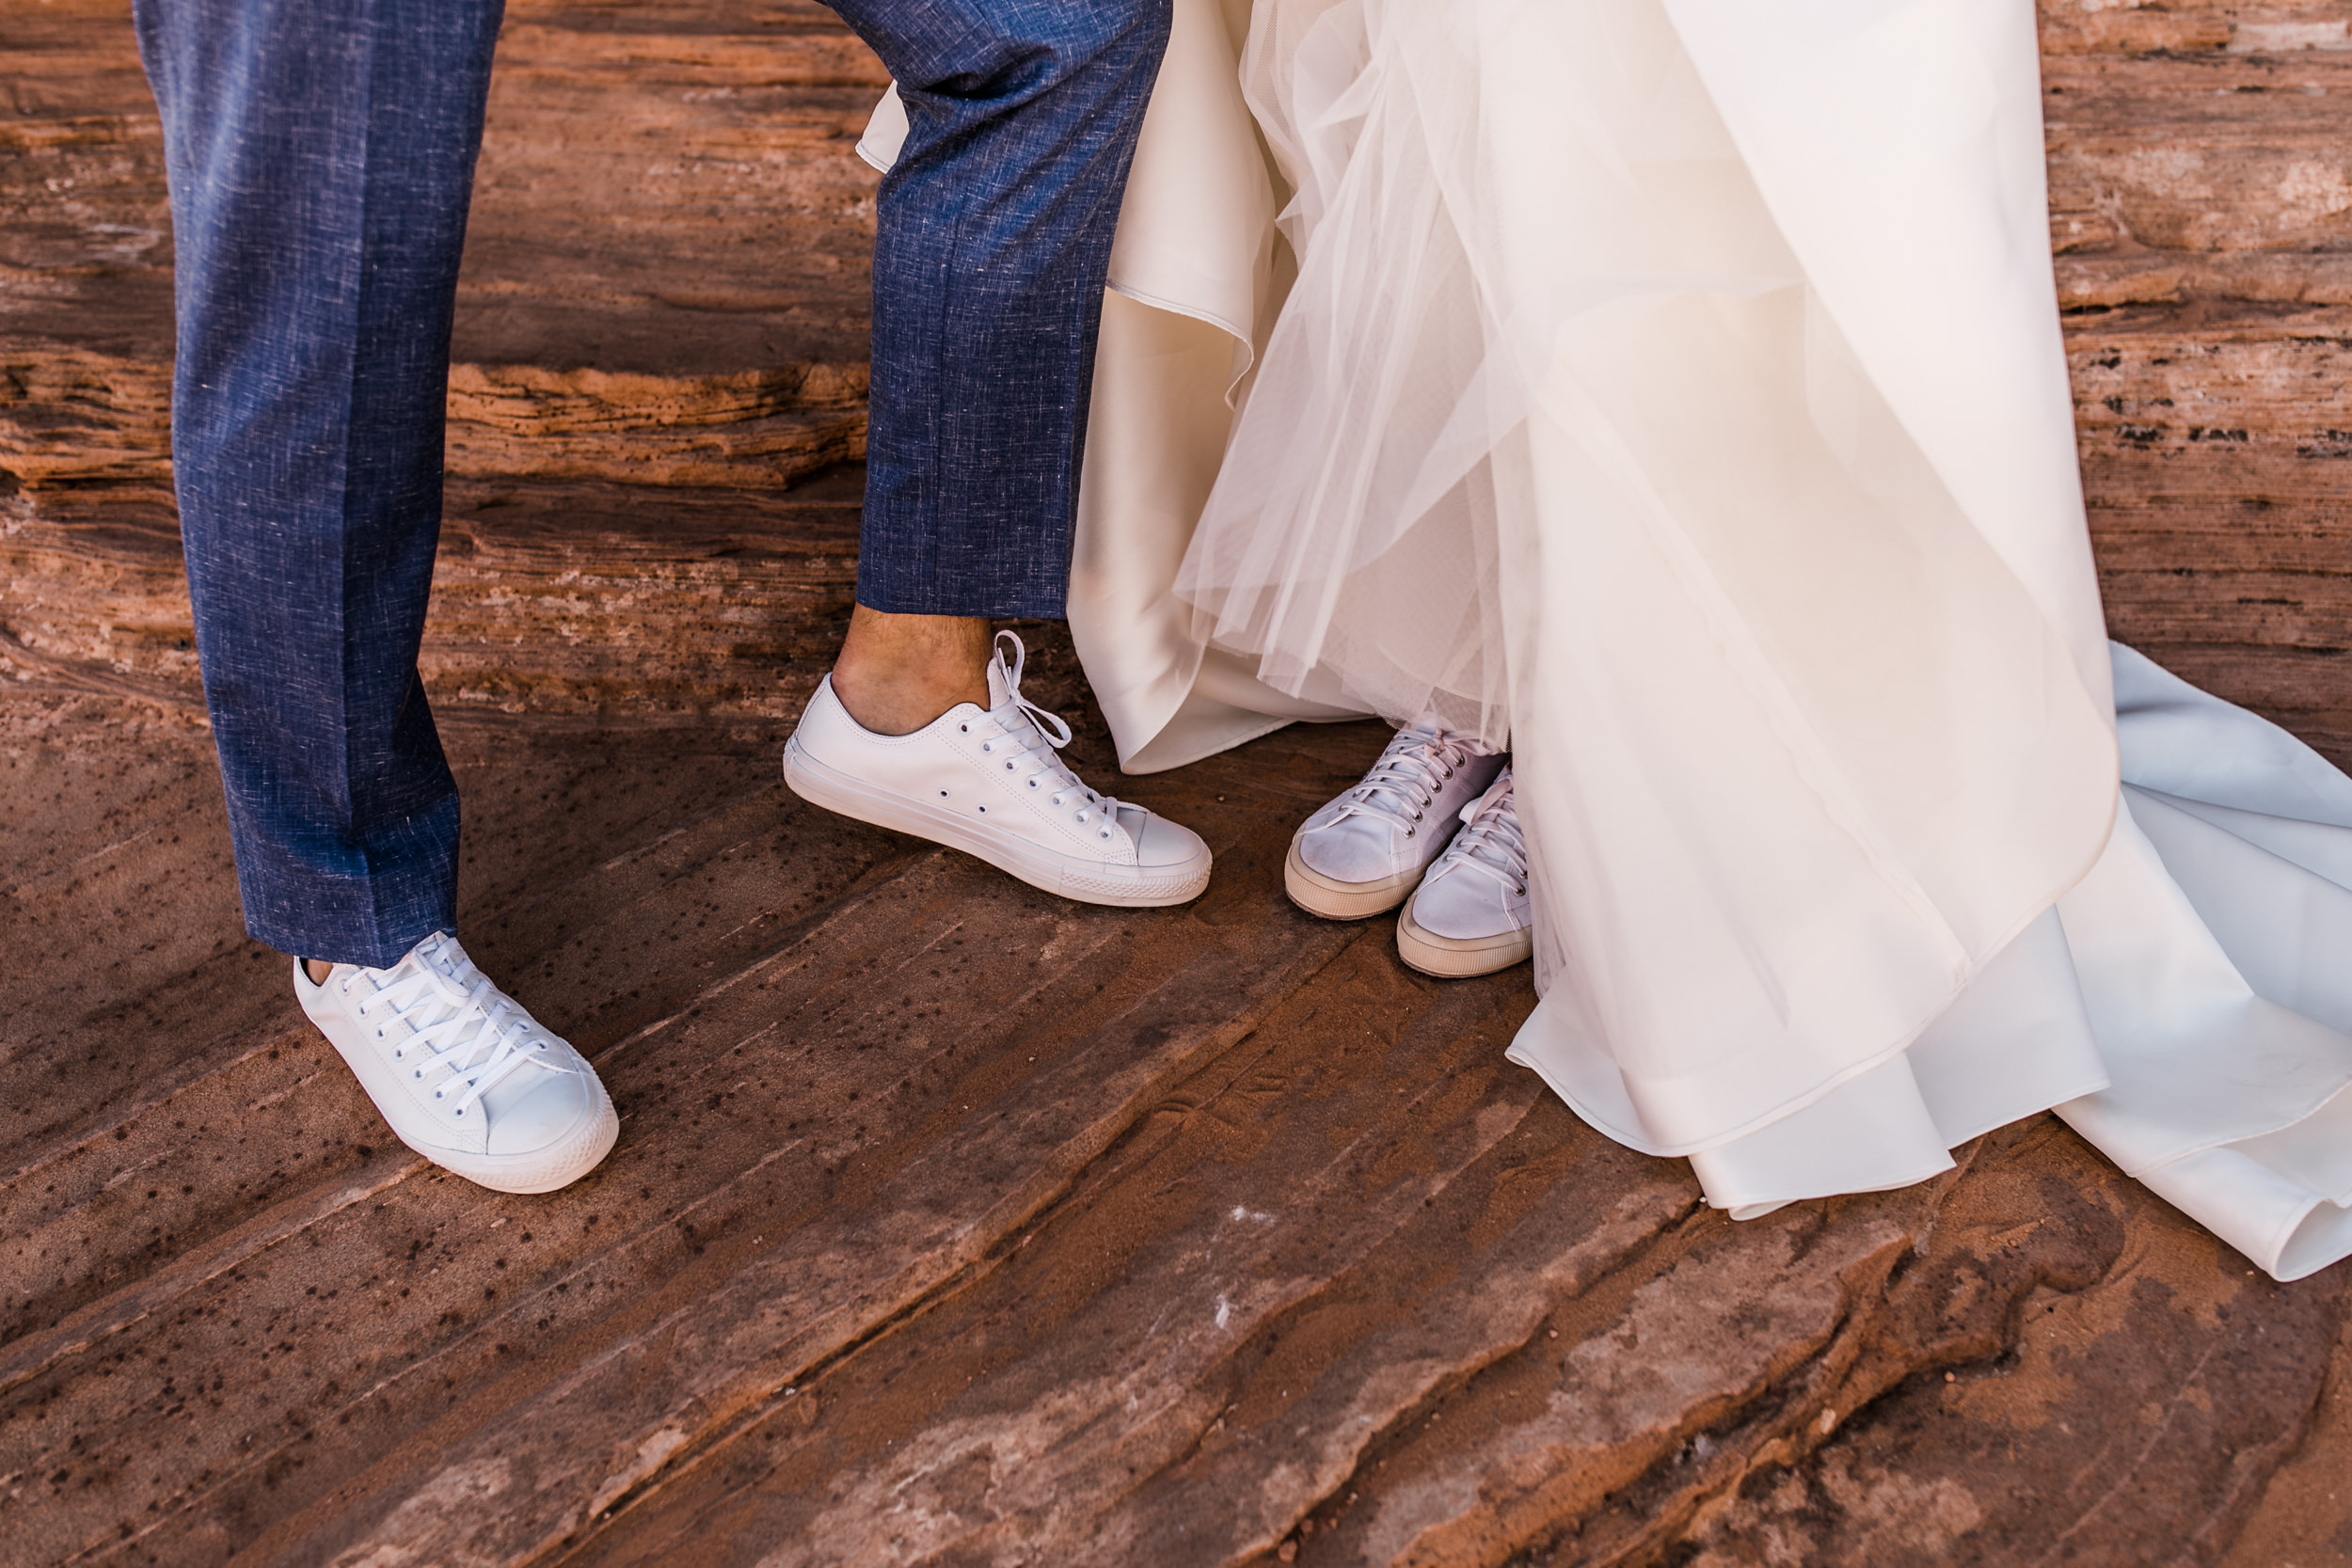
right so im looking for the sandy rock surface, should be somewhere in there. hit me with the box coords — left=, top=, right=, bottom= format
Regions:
left=4, top=2, right=2351, bottom=1564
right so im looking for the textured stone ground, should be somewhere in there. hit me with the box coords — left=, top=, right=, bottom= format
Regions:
left=6, top=2, right=2352, bottom=1564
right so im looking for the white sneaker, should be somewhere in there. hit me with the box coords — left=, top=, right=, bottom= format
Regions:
left=296, top=931, right=619, bottom=1194
left=1285, top=720, right=1505, bottom=919
left=784, top=631, right=1212, bottom=908
left=1397, top=769, right=1534, bottom=978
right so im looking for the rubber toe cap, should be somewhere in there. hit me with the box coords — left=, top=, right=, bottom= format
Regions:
left=1295, top=816, right=1406, bottom=883
left=1408, top=865, right=1522, bottom=941
left=1130, top=811, right=1211, bottom=872
left=485, top=1068, right=598, bottom=1156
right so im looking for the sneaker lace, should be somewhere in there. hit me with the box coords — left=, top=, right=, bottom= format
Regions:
left=978, top=631, right=1136, bottom=846
left=1328, top=722, right=1484, bottom=841
left=344, top=932, right=562, bottom=1118
left=1436, top=772, right=1528, bottom=896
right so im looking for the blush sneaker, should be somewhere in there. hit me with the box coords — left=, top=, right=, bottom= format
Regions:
left=1285, top=720, right=1505, bottom=919
left=785, top=631, right=1213, bottom=908
left=1396, top=769, right=1534, bottom=977
left=296, top=931, right=619, bottom=1193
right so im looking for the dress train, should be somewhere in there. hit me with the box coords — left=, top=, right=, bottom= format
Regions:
left=859, top=0, right=2352, bottom=1280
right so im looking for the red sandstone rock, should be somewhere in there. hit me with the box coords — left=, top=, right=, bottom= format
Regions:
left=3, top=3, right=2350, bottom=1565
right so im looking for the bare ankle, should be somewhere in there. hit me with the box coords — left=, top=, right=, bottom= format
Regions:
left=831, top=607, right=993, bottom=735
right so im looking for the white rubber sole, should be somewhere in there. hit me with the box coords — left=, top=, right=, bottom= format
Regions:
left=1395, top=897, right=1534, bottom=979
left=425, top=1093, right=621, bottom=1194
left=1283, top=837, right=1426, bottom=920
left=785, top=736, right=1211, bottom=908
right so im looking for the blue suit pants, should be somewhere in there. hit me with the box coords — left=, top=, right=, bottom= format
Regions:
left=134, top=0, right=1171, bottom=966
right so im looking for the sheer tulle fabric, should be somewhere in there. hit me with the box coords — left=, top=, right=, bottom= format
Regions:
left=859, top=0, right=2352, bottom=1279
left=1185, top=0, right=2120, bottom=1152
left=1176, top=0, right=1514, bottom=740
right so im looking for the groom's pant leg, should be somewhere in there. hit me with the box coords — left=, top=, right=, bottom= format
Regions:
left=828, top=1, right=1173, bottom=619
left=134, top=0, right=502, bottom=968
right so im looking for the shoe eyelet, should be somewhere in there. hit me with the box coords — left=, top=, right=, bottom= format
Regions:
left=1075, top=812, right=1088, bottom=823
left=977, top=804, right=987, bottom=813
left=1005, top=760, right=1014, bottom=770
left=453, top=1107, right=464, bottom=1117
left=1406, top=828, right=1416, bottom=837
left=1100, top=830, right=1111, bottom=839
left=1027, top=779, right=1038, bottom=788
left=981, top=741, right=993, bottom=752
left=393, top=1048, right=403, bottom=1058
left=1517, top=884, right=1528, bottom=895
left=960, top=722, right=969, bottom=733
left=939, top=788, right=949, bottom=798
left=433, top=1089, right=443, bottom=1099
left=537, top=1041, right=548, bottom=1050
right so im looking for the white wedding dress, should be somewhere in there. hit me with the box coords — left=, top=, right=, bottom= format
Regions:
left=859, top=0, right=2352, bottom=1281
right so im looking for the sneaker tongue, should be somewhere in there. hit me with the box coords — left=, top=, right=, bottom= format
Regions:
left=1461, top=832, right=1515, bottom=876
left=407, top=941, right=500, bottom=1065
left=1359, top=736, right=1438, bottom=815
left=1456, top=777, right=1519, bottom=873
left=430, top=1003, right=498, bottom=1067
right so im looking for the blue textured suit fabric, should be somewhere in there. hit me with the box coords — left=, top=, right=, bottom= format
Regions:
left=836, top=2, right=1172, bottom=617
left=134, top=0, right=501, bottom=968
left=134, top=0, right=1171, bottom=967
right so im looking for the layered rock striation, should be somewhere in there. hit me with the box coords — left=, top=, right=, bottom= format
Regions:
left=5, top=0, right=2351, bottom=758
left=3, top=3, right=2350, bottom=1566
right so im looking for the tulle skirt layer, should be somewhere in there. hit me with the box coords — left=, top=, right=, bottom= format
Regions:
left=865, top=0, right=2352, bottom=1279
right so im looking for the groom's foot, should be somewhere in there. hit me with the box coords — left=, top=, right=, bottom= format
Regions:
left=1396, top=769, right=1534, bottom=978
left=296, top=931, right=619, bottom=1193
left=786, top=630, right=1213, bottom=907
left=1285, top=720, right=1504, bottom=919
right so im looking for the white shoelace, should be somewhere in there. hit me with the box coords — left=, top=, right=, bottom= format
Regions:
left=971, top=631, right=1134, bottom=846
left=1436, top=772, right=1528, bottom=896
left=1328, top=722, right=1485, bottom=841
left=343, top=932, right=562, bottom=1118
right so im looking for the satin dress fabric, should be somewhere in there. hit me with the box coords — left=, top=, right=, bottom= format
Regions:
left=862, top=0, right=2352, bottom=1281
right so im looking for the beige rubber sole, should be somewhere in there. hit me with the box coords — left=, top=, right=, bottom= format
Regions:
left=1283, top=837, right=1427, bottom=920
left=1395, top=896, right=1534, bottom=979
left=785, top=736, right=1211, bottom=908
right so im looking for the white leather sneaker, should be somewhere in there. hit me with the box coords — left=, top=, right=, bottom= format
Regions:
left=784, top=631, right=1213, bottom=908
left=1285, top=720, right=1505, bottom=919
left=1397, top=769, right=1534, bottom=978
left=296, top=931, right=619, bottom=1193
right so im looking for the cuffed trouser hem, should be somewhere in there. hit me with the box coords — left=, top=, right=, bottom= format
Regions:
left=850, top=588, right=1073, bottom=622
left=237, top=864, right=459, bottom=974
